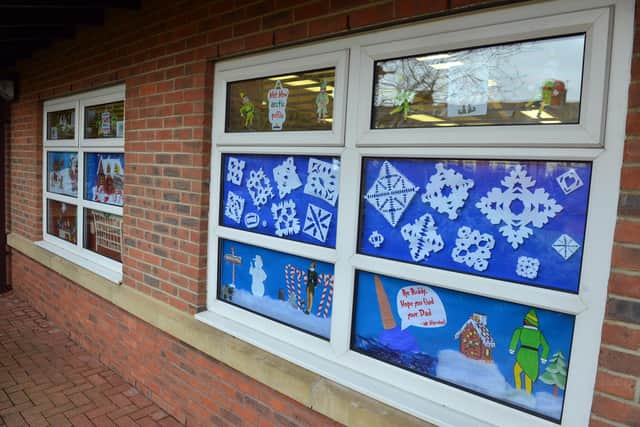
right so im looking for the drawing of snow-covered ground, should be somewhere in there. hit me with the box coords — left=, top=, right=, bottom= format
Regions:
left=232, top=289, right=331, bottom=338
left=437, top=349, right=563, bottom=420
left=49, top=168, right=77, bottom=196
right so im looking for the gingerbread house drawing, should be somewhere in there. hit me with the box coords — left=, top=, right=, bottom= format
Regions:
left=454, top=313, right=495, bottom=362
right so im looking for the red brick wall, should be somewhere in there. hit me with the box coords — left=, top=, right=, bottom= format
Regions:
left=5, top=0, right=639, bottom=426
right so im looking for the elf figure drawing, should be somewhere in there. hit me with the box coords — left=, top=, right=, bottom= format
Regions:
left=509, top=309, right=550, bottom=394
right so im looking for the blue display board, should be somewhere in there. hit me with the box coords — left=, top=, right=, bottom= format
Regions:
left=220, top=154, right=340, bottom=248
left=358, top=158, right=591, bottom=293
left=84, top=153, right=125, bottom=207
left=47, top=152, right=78, bottom=197
left=352, top=271, right=574, bottom=422
left=218, top=239, right=335, bottom=339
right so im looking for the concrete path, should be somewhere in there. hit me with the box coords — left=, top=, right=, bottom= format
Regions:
left=0, top=292, right=182, bottom=427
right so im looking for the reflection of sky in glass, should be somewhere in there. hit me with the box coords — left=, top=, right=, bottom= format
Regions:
left=375, top=34, right=584, bottom=106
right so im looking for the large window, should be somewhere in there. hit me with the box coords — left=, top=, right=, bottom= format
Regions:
left=42, top=85, right=125, bottom=281
left=201, top=2, right=632, bottom=426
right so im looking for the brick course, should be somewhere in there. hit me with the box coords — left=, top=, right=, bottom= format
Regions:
left=4, top=0, right=640, bottom=426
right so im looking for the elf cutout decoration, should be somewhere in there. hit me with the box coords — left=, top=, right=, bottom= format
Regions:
left=239, top=92, right=255, bottom=128
left=508, top=309, right=550, bottom=394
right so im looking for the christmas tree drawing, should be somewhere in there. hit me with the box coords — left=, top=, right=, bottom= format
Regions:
left=539, top=351, right=567, bottom=396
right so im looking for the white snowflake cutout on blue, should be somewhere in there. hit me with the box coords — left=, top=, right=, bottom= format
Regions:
left=302, top=203, right=332, bottom=243
left=368, top=231, right=384, bottom=248
left=400, top=213, right=444, bottom=262
left=476, top=165, right=563, bottom=249
left=246, top=168, right=274, bottom=208
left=552, top=234, right=580, bottom=260
left=226, top=157, right=245, bottom=186
left=365, top=161, right=420, bottom=228
left=303, top=158, right=340, bottom=206
left=273, top=157, right=302, bottom=199
left=224, top=191, right=245, bottom=224
left=451, top=226, right=495, bottom=272
left=422, top=163, right=475, bottom=220
left=271, top=199, right=301, bottom=237
left=244, top=212, right=260, bottom=229
left=516, top=256, right=540, bottom=279
left=556, top=169, right=584, bottom=195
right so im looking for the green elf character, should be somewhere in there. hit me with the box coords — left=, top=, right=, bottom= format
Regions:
left=239, top=92, right=255, bottom=128
left=509, top=309, right=550, bottom=394
left=390, top=90, right=414, bottom=121
left=305, top=261, right=318, bottom=315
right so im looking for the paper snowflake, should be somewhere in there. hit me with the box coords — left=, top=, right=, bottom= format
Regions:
left=556, top=169, right=584, bottom=195
left=246, top=168, right=274, bottom=208
left=244, top=212, right=260, bottom=229
left=400, top=213, right=444, bottom=262
left=368, top=231, right=384, bottom=248
left=451, top=226, right=495, bottom=272
left=476, top=165, right=563, bottom=249
left=516, top=256, right=540, bottom=279
left=303, top=158, right=340, bottom=206
left=365, top=161, right=420, bottom=228
left=226, top=157, right=245, bottom=186
left=271, top=199, right=301, bottom=237
left=422, top=163, right=474, bottom=220
left=302, top=204, right=332, bottom=243
left=552, top=234, right=580, bottom=260
left=273, top=157, right=302, bottom=199
left=224, top=191, right=244, bottom=224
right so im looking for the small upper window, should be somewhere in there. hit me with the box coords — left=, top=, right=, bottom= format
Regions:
left=84, top=100, right=125, bottom=139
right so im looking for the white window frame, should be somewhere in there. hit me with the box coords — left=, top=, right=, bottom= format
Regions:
left=41, top=85, right=125, bottom=282
left=199, top=1, right=634, bottom=426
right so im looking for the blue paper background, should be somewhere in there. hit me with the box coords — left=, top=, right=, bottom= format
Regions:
left=221, top=154, right=339, bottom=248
left=352, top=270, right=574, bottom=421
left=219, top=239, right=335, bottom=338
left=358, top=159, right=591, bottom=293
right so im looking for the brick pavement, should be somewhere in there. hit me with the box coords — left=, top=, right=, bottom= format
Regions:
left=0, top=292, right=182, bottom=427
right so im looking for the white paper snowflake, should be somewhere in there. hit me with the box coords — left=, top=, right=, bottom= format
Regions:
left=224, top=191, right=245, bottom=224
left=422, top=163, right=474, bottom=220
left=368, top=231, right=384, bottom=248
left=246, top=168, right=274, bottom=208
left=451, top=226, right=495, bottom=272
left=556, top=169, right=584, bottom=195
left=400, top=213, right=444, bottom=262
left=226, top=157, right=245, bottom=186
left=476, top=165, right=563, bottom=249
left=516, top=256, right=540, bottom=279
left=244, top=212, right=260, bottom=229
left=552, top=234, right=581, bottom=260
left=303, top=158, right=340, bottom=206
left=271, top=199, right=301, bottom=237
left=273, top=157, right=302, bottom=199
left=302, top=204, right=332, bottom=243
left=365, top=161, right=420, bottom=228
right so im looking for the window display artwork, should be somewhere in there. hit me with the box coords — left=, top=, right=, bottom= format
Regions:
left=221, top=154, right=340, bottom=248
left=359, top=158, right=591, bottom=292
left=47, top=109, right=75, bottom=140
left=352, top=271, right=574, bottom=422
left=84, top=153, right=124, bottom=206
left=372, top=34, right=584, bottom=128
left=47, top=199, right=77, bottom=244
left=47, top=152, right=78, bottom=197
left=84, top=101, right=125, bottom=138
left=226, top=68, right=335, bottom=132
left=84, top=209, right=123, bottom=262
left=218, top=239, right=335, bottom=339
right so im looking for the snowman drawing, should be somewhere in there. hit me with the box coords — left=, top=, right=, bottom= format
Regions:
left=249, top=255, right=266, bottom=297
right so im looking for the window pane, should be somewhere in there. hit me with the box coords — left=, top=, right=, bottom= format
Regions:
left=352, top=270, right=574, bottom=422
left=47, top=152, right=78, bottom=197
left=358, top=158, right=591, bottom=293
left=220, top=154, right=340, bottom=248
left=226, top=68, right=335, bottom=132
left=372, top=34, right=584, bottom=128
left=84, top=153, right=124, bottom=206
left=47, top=109, right=75, bottom=140
left=84, top=209, right=122, bottom=262
left=47, top=200, right=77, bottom=244
left=84, top=101, right=125, bottom=138
left=218, top=239, right=334, bottom=339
